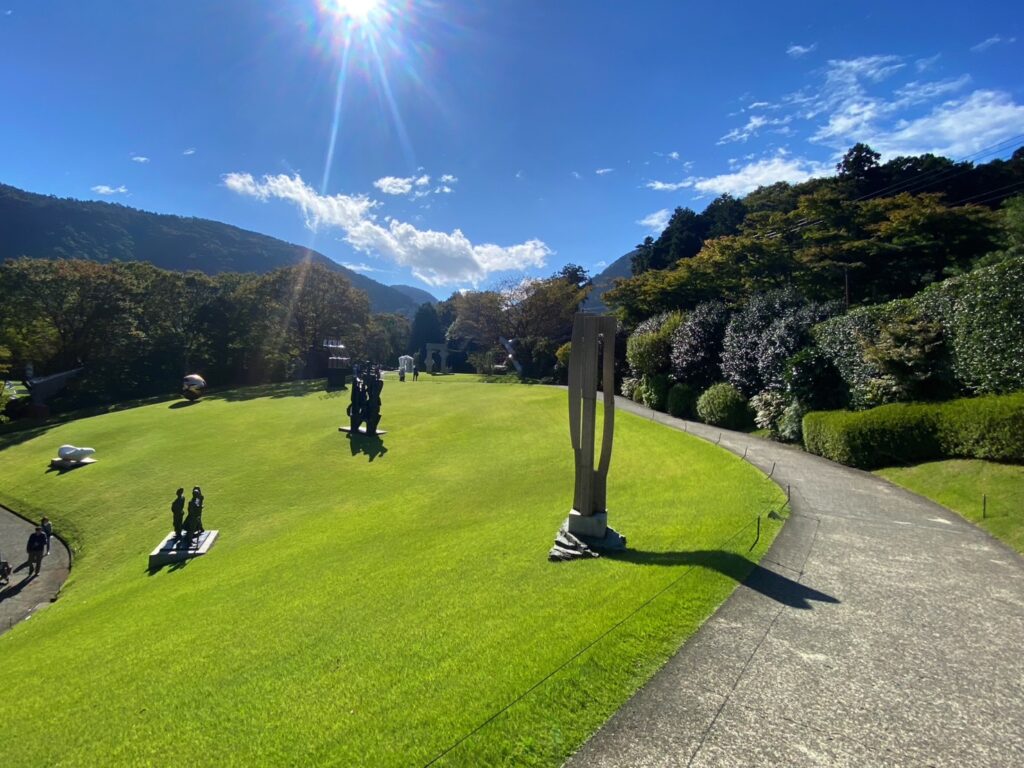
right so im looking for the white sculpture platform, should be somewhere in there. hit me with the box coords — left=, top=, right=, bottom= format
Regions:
left=338, top=426, right=388, bottom=435
left=149, top=530, right=219, bottom=570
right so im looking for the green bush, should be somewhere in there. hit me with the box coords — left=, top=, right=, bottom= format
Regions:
left=696, top=383, right=751, bottom=430
left=667, top=383, right=698, bottom=419
left=619, top=376, right=639, bottom=400
left=637, top=373, right=671, bottom=412
left=802, top=392, right=1024, bottom=469
left=626, top=312, right=684, bottom=378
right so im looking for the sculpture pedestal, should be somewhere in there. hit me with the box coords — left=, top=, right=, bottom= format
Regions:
left=550, top=512, right=627, bottom=561
left=49, top=457, right=97, bottom=470
left=338, top=426, right=388, bottom=436
left=148, top=530, right=219, bottom=570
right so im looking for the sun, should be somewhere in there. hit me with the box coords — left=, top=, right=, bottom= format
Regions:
left=322, top=0, right=381, bottom=23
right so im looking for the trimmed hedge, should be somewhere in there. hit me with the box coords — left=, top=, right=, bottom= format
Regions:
left=803, top=392, right=1024, bottom=469
left=667, top=382, right=698, bottom=419
left=814, top=256, right=1024, bottom=406
left=697, top=383, right=751, bottom=430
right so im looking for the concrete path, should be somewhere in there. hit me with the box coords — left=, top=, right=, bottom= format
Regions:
left=0, top=504, right=71, bottom=636
left=566, top=399, right=1024, bottom=768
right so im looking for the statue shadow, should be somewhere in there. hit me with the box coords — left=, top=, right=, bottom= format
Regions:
left=146, top=558, right=192, bottom=576
left=347, top=433, right=388, bottom=462
left=44, top=462, right=88, bottom=475
left=168, top=400, right=199, bottom=409
left=607, top=549, right=840, bottom=610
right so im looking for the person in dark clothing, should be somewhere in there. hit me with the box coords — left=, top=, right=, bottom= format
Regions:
left=184, top=486, right=205, bottom=543
left=412, top=364, right=419, bottom=381
left=41, top=516, right=53, bottom=555
left=26, top=527, right=47, bottom=577
left=171, top=488, right=186, bottom=539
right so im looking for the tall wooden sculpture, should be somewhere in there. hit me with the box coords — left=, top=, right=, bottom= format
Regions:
left=550, top=313, right=626, bottom=560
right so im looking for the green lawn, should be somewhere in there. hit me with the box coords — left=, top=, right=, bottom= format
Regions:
left=0, top=376, right=783, bottom=766
left=877, top=459, right=1024, bottom=553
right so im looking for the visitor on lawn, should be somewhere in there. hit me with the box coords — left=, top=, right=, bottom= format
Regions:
left=26, top=526, right=47, bottom=577
left=41, top=516, right=53, bottom=555
left=413, top=364, right=419, bottom=381
left=171, top=488, right=186, bottom=539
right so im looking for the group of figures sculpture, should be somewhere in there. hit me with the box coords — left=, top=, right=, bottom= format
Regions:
left=347, top=363, right=384, bottom=435
left=170, top=486, right=206, bottom=547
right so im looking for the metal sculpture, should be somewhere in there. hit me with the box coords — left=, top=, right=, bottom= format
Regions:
left=343, top=363, right=385, bottom=435
left=182, top=374, right=207, bottom=401
left=550, top=313, right=625, bottom=560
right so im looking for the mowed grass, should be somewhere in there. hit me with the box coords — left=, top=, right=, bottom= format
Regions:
left=877, top=459, right=1024, bottom=554
left=0, top=376, right=783, bottom=767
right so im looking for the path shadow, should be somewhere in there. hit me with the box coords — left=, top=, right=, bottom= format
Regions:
left=0, top=573, right=37, bottom=601
left=347, top=433, right=388, bottom=462
left=609, top=549, right=840, bottom=610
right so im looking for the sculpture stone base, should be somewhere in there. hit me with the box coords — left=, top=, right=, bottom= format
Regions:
left=148, top=530, right=219, bottom=570
left=549, top=516, right=627, bottom=561
left=338, top=426, right=388, bottom=436
left=49, top=457, right=97, bottom=470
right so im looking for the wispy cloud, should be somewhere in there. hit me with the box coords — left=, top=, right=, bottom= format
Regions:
left=668, top=151, right=681, bottom=161
left=341, top=262, right=385, bottom=273
left=636, top=208, right=671, bottom=233
left=915, top=54, right=940, bottom=72
left=91, top=184, right=128, bottom=195
left=787, top=43, right=817, bottom=58
left=718, top=114, right=792, bottom=144
left=223, top=172, right=550, bottom=286
left=595, top=168, right=614, bottom=175
left=692, top=153, right=831, bottom=197
left=131, top=155, right=150, bottom=164
left=645, top=177, right=695, bottom=192
left=182, top=148, right=196, bottom=156
left=571, top=170, right=582, bottom=179
left=439, top=174, right=457, bottom=183
left=971, top=35, right=1016, bottom=53
left=515, top=170, right=525, bottom=180
left=372, top=173, right=449, bottom=198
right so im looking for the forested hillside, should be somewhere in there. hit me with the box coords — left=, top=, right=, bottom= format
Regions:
left=0, top=183, right=420, bottom=315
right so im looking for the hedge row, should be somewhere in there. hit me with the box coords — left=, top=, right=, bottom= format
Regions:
left=802, top=392, right=1024, bottom=469
left=813, top=256, right=1024, bottom=406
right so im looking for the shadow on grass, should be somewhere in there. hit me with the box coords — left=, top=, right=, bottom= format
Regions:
left=146, top=558, right=192, bottom=576
left=168, top=400, right=199, bottom=410
left=346, top=432, right=388, bottom=462
left=203, top=379, right=326, bottom=402
left=608, top=549, right=839, bottom=610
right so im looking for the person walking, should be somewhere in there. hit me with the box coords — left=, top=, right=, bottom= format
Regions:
left=171, top=488, right=186, bottom=539
left=26, top=526, right=47, bottom=577
left=41, top=516, right=53, bottom=555
left=412, top=364, right=419, bottom=381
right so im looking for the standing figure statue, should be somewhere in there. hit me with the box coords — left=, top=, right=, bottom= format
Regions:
left=347, top=363, right=384, bottom=434
left=183, top=486, right=205, bottom=545
left=171, top=488, right=185, bottom=539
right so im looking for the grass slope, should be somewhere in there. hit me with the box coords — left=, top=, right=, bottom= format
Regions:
left=877, top=459, right=1024, bottom=554
left=0, top=377, right=783, bottom=766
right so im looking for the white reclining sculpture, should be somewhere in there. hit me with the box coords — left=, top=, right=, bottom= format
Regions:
left=57, top=445, right=96, bottom=463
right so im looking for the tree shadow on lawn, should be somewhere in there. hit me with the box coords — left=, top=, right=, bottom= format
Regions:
left=202, top=379, right=326, bottom=403
left=608, top=549, right=839, bottom=610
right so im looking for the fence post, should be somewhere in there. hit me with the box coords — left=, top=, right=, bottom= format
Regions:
left=983, top=494, right=987, bottom=519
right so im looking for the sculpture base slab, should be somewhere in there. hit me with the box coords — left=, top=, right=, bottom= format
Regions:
left=148, top=530, right=219, bottom=570
left=338, top=426, right=388, bottom=436
left=567, top=510, right=609, bottom=538
left=49, top=457, right=97, bottom=469
left=549, top=517, right=627, bottom=562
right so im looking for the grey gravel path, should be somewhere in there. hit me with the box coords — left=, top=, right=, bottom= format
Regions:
left=565, top=398, right=1024, bottom=768
left=0, top=503, right=71, bottom=636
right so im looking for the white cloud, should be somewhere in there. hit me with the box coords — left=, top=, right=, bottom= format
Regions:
left=595, top=168, right=614, bottom=175
left=223, top=172, right=551, bottom=287
left=718, top=114, right=791, bottom=144
left=571, top=170, right=582, bottom=179
left=971, top=35, right=1016, bottom=53
left=787, top=43, right=817, bottom=58
left=515, top=170, right=525, bottom=180
left=131, top=155, right=150, bottom=163
left=373, top=175, right=416, bottom=195
left=692, top=154, right=831, bottom=197
left=861, top=89, right=1024, bottom=159
left=183, top=148, right=196, bottom=156
left=439, top=174, right=458, bottom=183
left=341, top=262, right=384, bottom=273
left=637, top=208, right=671, bottom=233
left=91, top=184, right=128, bottom=195
left=668, top=151, right=681, bottom=160
left=595, top=260, right=607, bottom=269
left=748, top=101, right=774, bottom=109
left=645, top=177, right=694, bottom=192
left=414, top=174, right=430, bottom=187
left=915, top=54, right=940, bottom=72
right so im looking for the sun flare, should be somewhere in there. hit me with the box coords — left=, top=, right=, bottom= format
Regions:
left=323, top=0, right=381, bottom=23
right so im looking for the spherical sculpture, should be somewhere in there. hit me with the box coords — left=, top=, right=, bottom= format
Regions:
left=182, top=374, right=207, bottom=401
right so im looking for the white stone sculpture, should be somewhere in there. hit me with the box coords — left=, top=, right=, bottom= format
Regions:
left=57, top=445, right=96, bottom=462
left=398, top=355, right=414, bottom=374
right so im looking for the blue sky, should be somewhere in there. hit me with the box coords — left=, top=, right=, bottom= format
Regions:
left=2, top=1, right=1022, bottom=296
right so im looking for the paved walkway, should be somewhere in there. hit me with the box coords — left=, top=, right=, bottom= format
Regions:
left=0, top=504, right=71, bottom=636
left=566, top=398, right=1024, bottom=768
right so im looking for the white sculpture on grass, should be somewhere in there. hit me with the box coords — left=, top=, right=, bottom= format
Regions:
left=58, top=445, right=96, bottom=462
left=398, top=355, right=414, bottom=374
